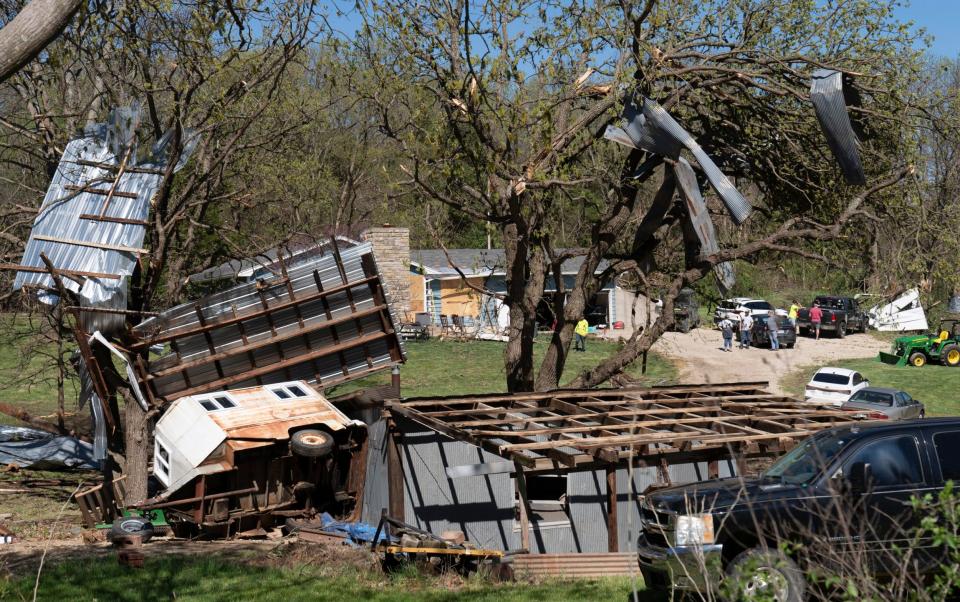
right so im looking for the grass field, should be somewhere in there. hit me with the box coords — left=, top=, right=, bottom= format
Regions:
left=329, top=336, right=677, bottom=399
left=782, top=356, right=960, bottom=416
left=1, top=555, right=659, bottom=602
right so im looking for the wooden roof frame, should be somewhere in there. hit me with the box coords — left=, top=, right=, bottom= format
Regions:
left=385, top=382, right=863, bottom=474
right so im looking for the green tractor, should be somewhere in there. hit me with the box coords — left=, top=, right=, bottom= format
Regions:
left=879, top=319, right=960, bottom=367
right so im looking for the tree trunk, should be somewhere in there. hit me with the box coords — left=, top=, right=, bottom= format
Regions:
left=502, top=219, right=546, bottom=392
left=0, top=0, right=82, bottom=85
left=121, top=388, right=151, bottom=504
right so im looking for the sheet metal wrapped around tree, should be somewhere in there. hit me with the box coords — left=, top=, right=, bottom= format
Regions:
left=130, top=241, right=406, bottom=404
left=11, top=103, right=197, bottom=334
left=810, top=69, right=866, bottom=186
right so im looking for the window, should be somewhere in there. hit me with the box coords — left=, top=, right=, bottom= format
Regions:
left=155, top=442, right=170, bottom=478
left=196, top=393, right=237, bottom=412
left=849, top=390, right=893, bottom=406
left=813, top=372, right=851, bottom=385
left=845, top=436, right=923, bottom=488
left=745, top=301, right=773, bottom=311
left=269, top=384, right=312, bottom=400
left=934, top=431, right=960, bottom=482
left=515, top=475, right=570, bottom=529
left=852, top=373, right=864, bottom=386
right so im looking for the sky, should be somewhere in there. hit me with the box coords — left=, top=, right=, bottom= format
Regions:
left=896, top=0, right=960, bottom=57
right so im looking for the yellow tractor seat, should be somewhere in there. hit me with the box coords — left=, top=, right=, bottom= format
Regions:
left=935, top=330, right=950, bottom=344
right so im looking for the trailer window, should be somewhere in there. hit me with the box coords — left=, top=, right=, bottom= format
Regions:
left=270, top=385, right=311, bottom=400
left=197, top=393, right=238, bottom=411
left=287, top=385, right=308, bottom=397
left=155, top=442, right=170, bottom=477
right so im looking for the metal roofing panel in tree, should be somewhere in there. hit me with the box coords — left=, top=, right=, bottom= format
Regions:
left=130, top=240, right=406, bottom=404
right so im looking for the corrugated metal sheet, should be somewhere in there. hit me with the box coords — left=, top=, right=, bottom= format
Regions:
left=509, top=553, right=639, bottom=577
left=674, top=158, right=735, bottom=291
left=12, top=105, right=197, bottom=334
left=604, top=97, right=753, bottom=225
left=132, top=241, right=406, bottom=403
left=810, top=69, right=866, bottom=185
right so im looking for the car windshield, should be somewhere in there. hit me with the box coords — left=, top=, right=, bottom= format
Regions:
left=764, top=431, right=853, bottom=486
left=745, top=301, right=772, bottom=310
left=848, top=390, right=893, bottom=406
left=812, top=372, right=849, bottom=385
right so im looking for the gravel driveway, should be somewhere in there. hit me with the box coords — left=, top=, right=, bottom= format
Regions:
left=652, top=328, right=888, bottom=394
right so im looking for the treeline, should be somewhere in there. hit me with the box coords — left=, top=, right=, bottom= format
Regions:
left=0, top=1, right=957, bottom=390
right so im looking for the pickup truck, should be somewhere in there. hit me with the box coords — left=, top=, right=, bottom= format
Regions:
left=796, top=295, right=867, bottom=337
left=637, top=418, right=954, bottom=599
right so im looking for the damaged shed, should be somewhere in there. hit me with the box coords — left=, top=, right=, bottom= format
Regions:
left=363, top=382, right=861, bottom=556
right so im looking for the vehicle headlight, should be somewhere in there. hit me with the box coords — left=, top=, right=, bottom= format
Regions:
left=674, top=514, right=715, bottom=546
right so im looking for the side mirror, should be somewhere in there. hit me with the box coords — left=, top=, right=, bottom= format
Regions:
left=848, top=462, right=872, bottom=495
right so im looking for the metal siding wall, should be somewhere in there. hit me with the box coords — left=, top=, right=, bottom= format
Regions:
left=359, top=417, right=390, bottom=525
left=430, top=279, right=442, bottom=324
left=391, top=416, right=742, bottom=553
left=398, top=418, right=516, bottom=551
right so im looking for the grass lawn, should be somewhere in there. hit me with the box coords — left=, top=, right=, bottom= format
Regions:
left=0, top=554, right=660, bottom=602
left=329, top=337, right=677, bottom=398
left=782, top=357, right=960, bottom=416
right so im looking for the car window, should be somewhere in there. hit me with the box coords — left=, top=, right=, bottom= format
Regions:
left=745, top=301, right=773, bottom=310
left=845, top=436, right=924, bottom=488
left=849, top=390, right=893, bottom=406
left=934, top=431, right=960, bottom=482
left=852, top=373, right=863, bottom=385
left=813, top=372, right=850, bottom=385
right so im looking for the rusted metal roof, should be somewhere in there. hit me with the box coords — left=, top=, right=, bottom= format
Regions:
left=131, top=239, right=405, bottom=404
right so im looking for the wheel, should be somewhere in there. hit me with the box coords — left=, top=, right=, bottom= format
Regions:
left=724, top=548, right=805, bottom=602
left=942, top=344, right=960, bottom=367
left=836, top=322, right=846, bottom=338
left=290, top=429, right=334, bottom=457
left=110, top=516, right=155, bottom=543
left=909, top=352, right=927, bottom=368
left=798, top=327, right=809, bottom=337
left=786, top=342, right=794, bottom=349
left=920, top=410, right=926, bottom=419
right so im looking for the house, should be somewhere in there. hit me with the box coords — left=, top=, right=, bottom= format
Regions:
left=408, top=248, right=658, bottom=338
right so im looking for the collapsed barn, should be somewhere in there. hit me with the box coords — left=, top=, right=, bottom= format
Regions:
left=358, top=382, right=860, bottom=564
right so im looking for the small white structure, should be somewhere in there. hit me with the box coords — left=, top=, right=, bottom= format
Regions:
left=153, top=381, right=362, bottom=496
left=866, top=288, right=929, bottom=332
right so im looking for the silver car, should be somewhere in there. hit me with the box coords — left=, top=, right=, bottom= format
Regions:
left=841, top=387, right=925, bottom=420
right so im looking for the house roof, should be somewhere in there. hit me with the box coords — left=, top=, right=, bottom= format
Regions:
left=411, top=248, right=608, bottom=278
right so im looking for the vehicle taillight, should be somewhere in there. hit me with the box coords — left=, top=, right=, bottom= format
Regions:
left=831, top=314, right=836, bottom=322
left=867, top=411, right=888, bottom=420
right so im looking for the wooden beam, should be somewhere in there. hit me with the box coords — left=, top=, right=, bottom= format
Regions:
left=78, top=214, right=149, bottom=226
left=515, top=462, right=531, bottom=551
left=65, top=184, right=139, bottom=199
left=387, top=420, right=405, bottom=520
left=0, top=263, right=121, bottom=280
left=606, top=465, right=618, bottom=553
left=32, top=234, right=147, bottom=255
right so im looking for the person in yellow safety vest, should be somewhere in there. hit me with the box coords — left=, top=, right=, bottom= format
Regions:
left=574, top=318, right=589, bottom=352
left=788, top=300, right=802, bottom=331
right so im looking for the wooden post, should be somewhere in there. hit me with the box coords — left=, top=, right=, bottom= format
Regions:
left=391, top=365, right=401, bottom=397
left=515, top=461, right=530, bottom=551
left=606, top=465, right=619, bottom=553
left=641, top=350, right=648, bottom=375
left=386, top=419, right=405, bottom=520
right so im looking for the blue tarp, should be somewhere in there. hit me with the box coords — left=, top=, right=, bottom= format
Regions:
left=0, top=426, right=98, bottom=470
left=317, top=512, right=390, bottom=545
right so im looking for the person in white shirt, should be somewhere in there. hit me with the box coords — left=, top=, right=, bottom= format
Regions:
left=739, top=311, right=754, bottom=349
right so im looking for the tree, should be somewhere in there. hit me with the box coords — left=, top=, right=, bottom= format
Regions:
left=349, top=0, right=924, bottom=392
left=0, top=0, right=82, bottom=84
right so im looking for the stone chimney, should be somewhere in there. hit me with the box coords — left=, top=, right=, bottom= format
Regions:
left=362, top=225, right=411, bottom=320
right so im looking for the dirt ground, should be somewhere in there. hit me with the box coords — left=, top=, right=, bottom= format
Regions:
left=651, top=328, right=887, bottom=394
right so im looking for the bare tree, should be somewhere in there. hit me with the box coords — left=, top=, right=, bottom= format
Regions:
left=350, top=0, right=924, bottom=392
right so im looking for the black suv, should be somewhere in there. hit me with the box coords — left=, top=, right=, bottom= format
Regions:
left=637, top=418, right=960, bottom=599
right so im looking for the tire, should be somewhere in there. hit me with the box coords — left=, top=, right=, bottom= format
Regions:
left=290, top=429, right=334, bottom=457
left=836, top=322, right=846, bottom=338
left=110, top=516, right=154, bottom=543
left=942, top=344, right=960, bottom=367
left=724, top=548, right=805, bottom=602
left=909, top=352, right=927, bottom=368
left=920, top=410, right=926, bottom=419
left=798, top=327, right=809, bottom=337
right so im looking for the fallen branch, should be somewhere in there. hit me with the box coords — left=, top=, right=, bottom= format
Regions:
left=0, top=402, right=65, bottom=435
